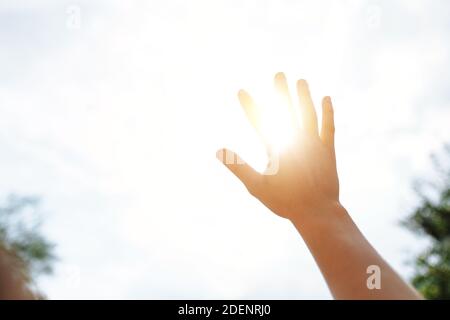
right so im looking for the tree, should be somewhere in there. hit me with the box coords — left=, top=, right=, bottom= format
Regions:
left=404, top=145, right=450, bottom=299
left=0, top=194, right=56, bottom=298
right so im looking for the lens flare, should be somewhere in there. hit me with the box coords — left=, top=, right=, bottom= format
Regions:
left=258, top=92, right=296, bottom=153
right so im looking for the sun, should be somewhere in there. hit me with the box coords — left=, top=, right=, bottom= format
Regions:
left=258, top=93, right=297, bottom=154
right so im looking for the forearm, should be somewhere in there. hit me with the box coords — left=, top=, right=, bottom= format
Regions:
left=291, top=203, right=422, bottom=300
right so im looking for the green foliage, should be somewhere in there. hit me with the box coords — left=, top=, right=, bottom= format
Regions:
left=0, top=195, right=55, bottom=287
left=404, top=145, right=450, bottom=299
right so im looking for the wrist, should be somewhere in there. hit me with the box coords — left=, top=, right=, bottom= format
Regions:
left=290, top=201, right=350, bottom=234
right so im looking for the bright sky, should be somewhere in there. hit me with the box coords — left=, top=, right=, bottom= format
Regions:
left=0, top=0, right=449, bottom=299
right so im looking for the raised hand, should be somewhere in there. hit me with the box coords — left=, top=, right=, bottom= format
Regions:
left=216, top=72, right=421, bottom=299
left=217, top=72, right=339, bottom=222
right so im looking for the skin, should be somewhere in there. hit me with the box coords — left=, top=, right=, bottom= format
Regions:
left=0, top=246, right=35, bottom=300
left=216, top=72, right=422, bottom=300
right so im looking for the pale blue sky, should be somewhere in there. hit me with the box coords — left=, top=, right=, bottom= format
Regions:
left=0, top=0, right=449, bottom=299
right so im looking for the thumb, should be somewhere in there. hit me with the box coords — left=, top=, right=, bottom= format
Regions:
left=216, top=148, right=262, bottom=196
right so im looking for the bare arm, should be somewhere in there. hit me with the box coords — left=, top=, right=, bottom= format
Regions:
left=216, top=72, right=421, bottom=299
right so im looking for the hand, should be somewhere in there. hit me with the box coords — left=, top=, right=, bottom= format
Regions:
left=217, top=73, right=423, bottom=300
left=217, top=72, right=339, bottom=222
